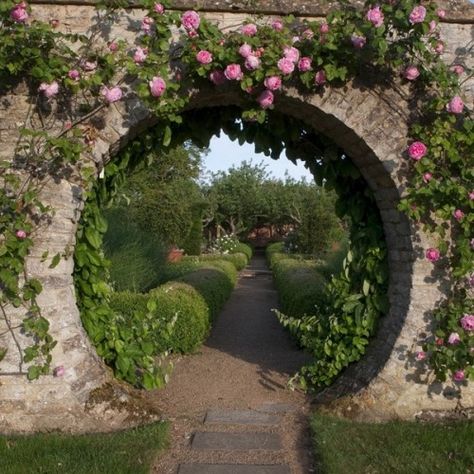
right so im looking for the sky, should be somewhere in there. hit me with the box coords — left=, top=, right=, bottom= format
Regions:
left=202, top=133, right=314, bottom=181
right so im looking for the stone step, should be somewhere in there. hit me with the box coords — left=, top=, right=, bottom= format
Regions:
left=205, top=409, right=281, bottom=426
left=257, top=403, right=297, bottom=414
left=178, top=464, right=291, bottom=474
left=191, top=431, right=282, bottom=451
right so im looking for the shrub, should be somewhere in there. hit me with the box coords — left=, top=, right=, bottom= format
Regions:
left=198, top=252, right=248, bottom=271
left=179, top=267, right=235, bottom=319
left=109, top=291, right=149, bottom=317
left=266, top=242, right=285, bottom=266
left=231, top=242, right=253, bottom=261
left=149, top=282, right=210, bottom=354
left=182, top=211, right=204, bottom=256
left=272, top=258, right=327, bottom=317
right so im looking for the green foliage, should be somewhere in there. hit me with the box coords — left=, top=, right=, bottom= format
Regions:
left=103, top=208, right=168, bottom=292
left=179, top=267, right=236, bottom=320
left=232, top=242, right=253, bottom=262
left=198, top=253, right=248, bottom=271
left=108, top=291, right=149, bottom=317
left=149, top=282, right=210, bottom=354
left=0, top=421, right=169, bottom=474
left=268, top=253, right=328, bottom=317
left=182, top=212, right=204, bottom=256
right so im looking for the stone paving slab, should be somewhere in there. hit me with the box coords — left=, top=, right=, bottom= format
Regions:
left=205, top=409, right=281, bottom=425
left=178, top=464, right=291, bottom=474
left=257, top=403, right=297, bottom=414
left=192, top=432, right=282, bottom=451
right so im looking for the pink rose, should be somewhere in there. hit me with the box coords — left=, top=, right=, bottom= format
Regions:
left=429, top=20, right=437, bottom=33
left=451, top=65, right=465, bottom=75
left=277, top=58, right=295, bottom=75
left=453, top=370, right=465, bottom=382
left=314, top=70, right=326, bottom=86
left=407, top=141, right=427, bottom=160
left=239, top=43, right=253, bottom=58
left=196, top=50, right=213, bottom=64
left=50, top=19, right=59, bottom=28
left=435, top=337, right=444, bottom=346
left=241, top=23, right=257, bottom=36
left=422, top=172, right=433, bottom=183
left=38, top=81, right=59, bottom=98
left=351, top=35, right=366, bottom=49
left=436, top=8, right=446, bottom=19
left=209, top=70, right=226, bottom=85
left=367, top=6, right=384, bottom=27
left=404, top=65, right=420, bottom=81
left=154, top=3, right=165, bottom=14
left=283, top=46, right=300, bottom=63
left=258, top=90, right=274, bottom=109
left=101, top=86, right=122, bottom=104
left=469, top=191, right=474, bottom=201
left=224, top=64, right=243, bottom=80
left=271, top=19, right=283, bottom=31
left=448, top=332, right=461, bottom=345
left=460, top=314, right=474, bottom=332
left=141, top=16, right=154, bottom=34
left=453, top=209, right=464, bottom=221
left=292, top=36, right=300, bottom=44
left=10, top=3, right=28, bottom=23
left=53, top=365, right=65, bottom=377
left=181, top=10, right=200, bottom=30
left=298, top=57, right=312, bottom=72
left=320, top=23, right=329, bottom=34
left=415, top=351, right=426, bottom=361
left=434, top=42, right=444, bottom=54
left=68, top=69, right=80, bottom=81
left=134, top=47, right=148, bottom=64
left=302, top=29, right=314, bottom=40
left=409, top=6, right=426, bottom=24
left=188, top=30, right=198, bottom=38
left=16, top=230, right=27, bottom=239
left=425, top=248, right=440, bottom=262
left=108, top=42, right=119, bottom=52
left=446, top=96, right=464, bottom=114
left=149, top=76, right=166, bottom=97
left=245, top=55, right=261, bottom=70
left=264, top=76, right=282, bottom=91
left=81, top=60, right=97, bottom=72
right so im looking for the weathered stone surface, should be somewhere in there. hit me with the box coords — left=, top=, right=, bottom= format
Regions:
left=192, top=432, right=282, bottom=451
left=178, top=464, right=291, bottom=474
left=205, top=409, right=281, bottom=425
left=0, top=1, right=472, bottom=434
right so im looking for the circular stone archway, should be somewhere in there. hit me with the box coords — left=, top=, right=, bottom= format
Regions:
left=1, top=75, right=472, bottom=434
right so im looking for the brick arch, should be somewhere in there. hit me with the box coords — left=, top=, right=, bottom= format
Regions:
left=1, top=2, right=473, bottom=434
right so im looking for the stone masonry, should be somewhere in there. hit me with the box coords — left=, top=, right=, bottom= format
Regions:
left=0, top=1, right=473, bottom=433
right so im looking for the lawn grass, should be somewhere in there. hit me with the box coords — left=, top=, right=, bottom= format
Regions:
left=0, top=421, right=169, bottom=474
left=312, top=413, right=474, bottom=474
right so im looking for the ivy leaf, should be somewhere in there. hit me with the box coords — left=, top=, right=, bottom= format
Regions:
left=49, top=253, right=61, bottom=269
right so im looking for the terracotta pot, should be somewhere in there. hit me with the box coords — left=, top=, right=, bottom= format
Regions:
left=167, top=246, right=184, bottom=262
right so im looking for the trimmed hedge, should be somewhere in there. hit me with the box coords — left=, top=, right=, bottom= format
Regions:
left=109, top=291, right=149, bottom=317
left=231, top=242, right=253, bottom=261
left=179, top=267, right=235, bottom=319
left=272, top=257, right=327, bottom=317
left=197, top=253, right=248, bottom=271
left=149, top=282, right=210, bottom=354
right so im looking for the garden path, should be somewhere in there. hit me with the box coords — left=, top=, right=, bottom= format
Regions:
left=151, top=252, right=314, bottom=473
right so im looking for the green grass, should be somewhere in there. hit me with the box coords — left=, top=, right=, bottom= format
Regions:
left=312, top=413, right=474, bottom=474
left=0, top=422, right=169, bottom=474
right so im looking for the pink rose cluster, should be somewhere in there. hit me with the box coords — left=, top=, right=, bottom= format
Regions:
left=10, top=1, right=28, bottom=23
left=134, top=47, right=148, bottom=64
left=460, top=314, right=474, bottom=332
left=149, top=76, right=166, bottom=97
left=196, top=50, right=213, bottom=64
left=446, top=96, right=464, bottom=114
left=366, top=6, right=384, bottom=27
left=16, top=230, right=27, bottom=239
left=241, top=23, right=257, bottom=36
left=154, top=3, right=165, bottom=14
left=298, top=57, right=312, bottom=72
left=453, top=370, right=465, bottom=382
left=39, top=81, right=59, bottom=99
left=141, top=16, right=154, bottom=34
left=425, top=248, right=440, bottom=262
left=409, top=5, right=426, bottom=24
left=101, top=86, right=122, bottom=104
left=407, top=141, right=427, bottom=160
left=181, top=10, right=200, bottom=32
left=404, top=65, right=420, bottom=81
left=264, top=76, right=282, bottom=91
left=225, top=64, right=243, bottom=81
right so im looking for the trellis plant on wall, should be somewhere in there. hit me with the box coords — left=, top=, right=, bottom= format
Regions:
left=0, top=0, right=472, bottom=390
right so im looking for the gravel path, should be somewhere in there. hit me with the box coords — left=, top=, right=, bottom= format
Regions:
left=150, top=253, right=314, bottom=473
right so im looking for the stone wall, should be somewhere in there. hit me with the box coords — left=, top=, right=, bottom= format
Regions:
left=0, top=1, right=473, bottom=433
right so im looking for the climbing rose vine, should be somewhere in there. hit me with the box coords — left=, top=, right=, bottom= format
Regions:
left=0, top=0, right=472, bottom=387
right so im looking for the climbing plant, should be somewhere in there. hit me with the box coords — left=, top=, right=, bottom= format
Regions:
left=0, top=0, right=472, bottom=388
